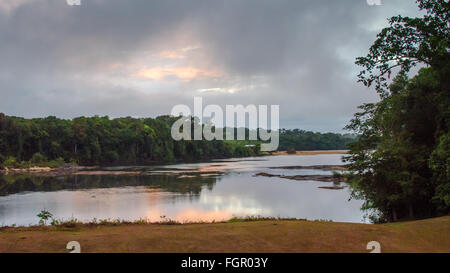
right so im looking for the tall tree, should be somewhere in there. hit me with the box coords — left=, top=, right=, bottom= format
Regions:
left=345, top=0, right=449, bottom=222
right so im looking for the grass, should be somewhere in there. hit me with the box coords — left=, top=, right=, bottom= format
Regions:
left=0, top=216, right=448, bottom=253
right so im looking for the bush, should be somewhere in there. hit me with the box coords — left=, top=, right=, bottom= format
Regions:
left=31, top=153, right=47, bottom=164
left=3, top=156, right=18, bottom=168
left=46, top=157, right=66, bottom=168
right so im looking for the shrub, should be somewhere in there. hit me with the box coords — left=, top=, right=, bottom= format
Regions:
left=31, top=153, right=47, bottom=164
left=3, top=156, right=18, bottom=168
left=46, top=157, right=66, bottom=168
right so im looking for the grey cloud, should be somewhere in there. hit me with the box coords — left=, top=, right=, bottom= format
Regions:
left=0, top=0, right=422, bottom=132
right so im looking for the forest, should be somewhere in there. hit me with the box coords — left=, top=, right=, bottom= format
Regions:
left=278, top=129, right=356, bottom=151
left=0, top=114, right=354, bottom=167
left=0, top=115, right=262, bottom=167
left=344, top=0, right=449, bottom=222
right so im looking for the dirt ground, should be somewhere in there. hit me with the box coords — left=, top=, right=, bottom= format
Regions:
left=1, top=216, right=448, bottom=253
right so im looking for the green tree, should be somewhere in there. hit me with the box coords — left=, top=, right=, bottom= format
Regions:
left=345, top=0, right=449, bottom=222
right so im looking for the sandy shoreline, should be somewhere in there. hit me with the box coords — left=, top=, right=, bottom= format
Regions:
left=0, top=166, right=96, bottom=177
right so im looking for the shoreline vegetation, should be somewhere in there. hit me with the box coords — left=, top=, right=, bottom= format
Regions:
left=1, top=216, right=448, bottom=253
left=0, top=150, right=348, bottom=177
left=341, top=0, right=449, bottom=223
left=0, top=113, right=355, bottom=169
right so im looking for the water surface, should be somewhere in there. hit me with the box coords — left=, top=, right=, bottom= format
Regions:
left=0, top=154, right=367, bottom=226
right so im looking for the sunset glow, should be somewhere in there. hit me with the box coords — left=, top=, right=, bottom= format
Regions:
left=137, top=66, right=222, bottom=81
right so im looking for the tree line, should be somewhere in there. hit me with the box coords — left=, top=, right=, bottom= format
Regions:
left=279, top=129, right=356, bottom=151
left=345, top=0, right=449, bottom=222
left=0, top=114, right=355, bottom=168
left=0, top=115, right=263, bottom=167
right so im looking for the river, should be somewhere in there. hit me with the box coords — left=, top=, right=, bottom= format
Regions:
left=0, top=154, right=367, bottom=226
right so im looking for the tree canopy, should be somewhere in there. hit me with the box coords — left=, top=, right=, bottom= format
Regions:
left=345, top=0, right=449, bottom=222
left=0, top=114, right=261, bottom=166
left=0, top=114, right=354, bottom=168
left=279, top=129, right=356, bottom=151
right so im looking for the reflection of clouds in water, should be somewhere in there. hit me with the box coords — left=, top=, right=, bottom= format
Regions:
left=158, top=154, right=346, bottom=174
left=199, top=194, right=269, bottom=216
left=200, top=173, right=364, bottom=222
left=175, top=209, right=231, bottom=222
left=144, top=207, right=233, bottom=223
left=143, top=194, right=267, bottom=222
left=0, top=154, right=367, bottom=226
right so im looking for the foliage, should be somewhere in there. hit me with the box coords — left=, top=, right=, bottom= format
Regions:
left=0, top=114, right=261, bottom=166
left=2, top=156, right=18, bottom=168
left=429, top=133, right=450, bottom=211
left=355, top=0, right=449, bottom=96
left=345, top=0, right=449, bottom=222
left=0, top=113, right=354, bottom=168
left=279, top=129, right=356, bottom=151
left=37, top=210, right=53, bottom=225
left=31, top=153, right=46, bottom=164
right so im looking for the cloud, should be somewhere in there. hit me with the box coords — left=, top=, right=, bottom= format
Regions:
left=0, top=0, right=422, bottom=132
left=0, top=0, right=34, bottom=14
left=154, top=50, right=185, bottom=60
left=136, top=66, right=222, bottom=81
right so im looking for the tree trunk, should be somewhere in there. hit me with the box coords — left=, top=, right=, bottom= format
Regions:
left=409, top=204, right=414, bottom=219
left=135, top=144, right=138, bottom=164
left=392, top=208, right=398, bottom=222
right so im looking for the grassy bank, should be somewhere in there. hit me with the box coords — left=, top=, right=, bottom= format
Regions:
left=0, top=216, right=448, bottom=253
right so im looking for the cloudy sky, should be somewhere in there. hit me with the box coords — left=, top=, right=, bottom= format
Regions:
left=0, top=0, right=422, bottom=132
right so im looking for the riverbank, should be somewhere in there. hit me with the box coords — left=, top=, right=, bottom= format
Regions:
left=1, top=216, right=448, bottom=253
left=0, top=151, right=349, bottom=177
left=0, top=165, right=96, bottom=177
left=271, top=150, right=348, bottom=155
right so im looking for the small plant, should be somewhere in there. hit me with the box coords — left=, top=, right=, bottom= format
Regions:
left=37, top=210, right=53, bottom=225
left=50, top=218, right=61, bottom=226
left=314, top=219, right=333, bottom=222
left=158, top=215, right=178, bottom=225
left=59, top=218, right=81, bottom=228
left=227, top=215, right=300, bottom=222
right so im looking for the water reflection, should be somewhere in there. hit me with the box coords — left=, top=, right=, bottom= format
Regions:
left=0, top=155, right=366, bottom=226
left=0, top=174, right=217, bottom=196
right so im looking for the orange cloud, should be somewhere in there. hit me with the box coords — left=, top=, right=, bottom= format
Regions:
left=137, top=66, right=222, bottom=81
left=0, top=0, right=33, bottom=14
left=154, top=50, right=185, bottom=59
